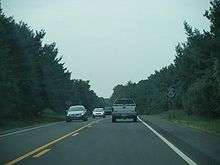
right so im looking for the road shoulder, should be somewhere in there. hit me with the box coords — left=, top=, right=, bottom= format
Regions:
left=0, top=121, right=65, bottom=138
left=140, top=115, right=220, bottom=165
left=0, top=116, right=65, bottom=136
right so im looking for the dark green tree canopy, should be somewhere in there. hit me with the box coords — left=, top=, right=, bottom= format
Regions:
left=111, top=0, right=220, bottom=117
left=0, top=5, right=104, bottom=119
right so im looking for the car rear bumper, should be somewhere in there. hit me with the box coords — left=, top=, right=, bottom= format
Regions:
left=112, top=113, right=137, bottom=119
left=66, top=115, right=86, bottom=121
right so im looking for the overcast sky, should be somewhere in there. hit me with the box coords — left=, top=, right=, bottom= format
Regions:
left=2, top=0, right=210, bottom=98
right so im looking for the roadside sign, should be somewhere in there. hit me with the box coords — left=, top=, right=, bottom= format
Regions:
left=167, top=87, right=175, bottom=98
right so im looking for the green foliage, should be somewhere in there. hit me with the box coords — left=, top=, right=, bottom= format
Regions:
left=0, top=7, right=103, bottom=119
left=166, top=110, right=220, bottom=135
left=111, top=0, right=220, bottom=118
left=183, top=79, right=220, bottom=117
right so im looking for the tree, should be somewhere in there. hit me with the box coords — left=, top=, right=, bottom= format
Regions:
left=110, top=0, right=220, bottom=117
left=0, top=6, right=103, bottom=119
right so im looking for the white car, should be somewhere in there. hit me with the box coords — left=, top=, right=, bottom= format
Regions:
left=92, top=108, right=105, bottom=118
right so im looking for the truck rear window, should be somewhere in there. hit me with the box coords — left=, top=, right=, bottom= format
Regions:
left=114, top=99, right=135, bottom=105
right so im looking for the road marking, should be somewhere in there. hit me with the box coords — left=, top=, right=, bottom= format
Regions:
left=72, top=133, right=79, bottom=137
left=32, top=149, right=51, bottom=158
left=87, top=125, right=92, bottom=128
left=5, top=118, right=105, bottom=165
left=0, top=121, right=65, bottom=139
left=138, top=117, right=197, bottom=165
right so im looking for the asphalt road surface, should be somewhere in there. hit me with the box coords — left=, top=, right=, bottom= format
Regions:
left=0, top=117, right=196, bottom=165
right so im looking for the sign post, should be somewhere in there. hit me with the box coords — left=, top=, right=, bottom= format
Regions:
left=167, top=86, right=176, bottom=118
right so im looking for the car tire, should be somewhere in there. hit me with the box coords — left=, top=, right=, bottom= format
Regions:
left=103, top=115, right=106, bottom=118
left=83, top=117, right=88, bottom=121
left=112, top=117, right=116, bottom=123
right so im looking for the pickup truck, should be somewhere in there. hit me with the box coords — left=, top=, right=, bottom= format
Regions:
left=112, top=98, right=137, bottom=122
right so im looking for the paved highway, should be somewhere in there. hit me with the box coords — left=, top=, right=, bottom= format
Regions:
left=0, top=117, right=196, bottom=165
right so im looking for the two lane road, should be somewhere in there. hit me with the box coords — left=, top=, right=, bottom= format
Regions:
left=0, top=117, right=195, bottom=165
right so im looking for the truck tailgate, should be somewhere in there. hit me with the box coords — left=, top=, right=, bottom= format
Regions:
left=113, top=105, right=136, bottom=113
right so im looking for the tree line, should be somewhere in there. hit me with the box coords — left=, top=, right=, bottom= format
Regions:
left=0, top=5, right=104, bottom=119
left=111, top=0, right=220, bottom=118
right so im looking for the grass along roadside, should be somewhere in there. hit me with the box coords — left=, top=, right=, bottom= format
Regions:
left=143, top=111, right=220, bottom=136
left=167, top=111, right=220, bottom=136
left=0, top=114, right=65, bottom=133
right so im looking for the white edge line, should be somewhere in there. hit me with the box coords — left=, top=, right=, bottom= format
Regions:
left=0, top=121, right=65, bottom=138
left=137, top=116, right=197, bottom=165
left=0, top=117, right=105, bottom=138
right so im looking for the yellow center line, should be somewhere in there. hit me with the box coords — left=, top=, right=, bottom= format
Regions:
left=5, top=118, right=105, bottom=165
left=32, top=149, right=51, bottom=158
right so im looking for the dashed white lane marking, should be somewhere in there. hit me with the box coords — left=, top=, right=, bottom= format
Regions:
left=138, top=117, right=197, bottom=165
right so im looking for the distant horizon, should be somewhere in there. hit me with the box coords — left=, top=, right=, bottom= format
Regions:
left=2, top=0, right=210, bottom=97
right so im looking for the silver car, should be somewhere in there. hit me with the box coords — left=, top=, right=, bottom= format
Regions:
left=66, top=105, right=88, bottom=122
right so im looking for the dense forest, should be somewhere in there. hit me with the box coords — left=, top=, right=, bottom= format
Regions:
left=0, top=5, right=104, bottom=119
left=111, top=0, right=220, bottom=118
